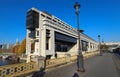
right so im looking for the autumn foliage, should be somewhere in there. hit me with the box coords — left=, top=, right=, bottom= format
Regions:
left=100, top=44, right=109, bottom=50
left=12, top=39, right=26, bottom=54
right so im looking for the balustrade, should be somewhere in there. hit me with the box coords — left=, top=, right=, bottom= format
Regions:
left=0, top=51, right=99, bottom=77
left=0, top=62, right=37, bottom=77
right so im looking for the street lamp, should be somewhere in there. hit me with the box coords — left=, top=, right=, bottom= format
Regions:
left=98, top=35, right=102, bottom=56
left=74, top=2, right=85, bottom=72
left=102, top=39, right=105, bottom=53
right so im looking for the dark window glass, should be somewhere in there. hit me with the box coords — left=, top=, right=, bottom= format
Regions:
left=37, top=31, right=39, bottom=36
left=26, top=10, right=39, bottom=30
left=46, top=37, right=50, bottom=50
left=29, top=30, right=35, bottom=38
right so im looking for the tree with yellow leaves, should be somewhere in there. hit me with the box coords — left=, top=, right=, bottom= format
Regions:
left=12, top=44, right=20, bottom=53
left=18, top=39, right=26, bottom=54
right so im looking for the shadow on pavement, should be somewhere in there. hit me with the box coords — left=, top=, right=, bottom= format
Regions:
left=72, top=73, right=79, bottom=77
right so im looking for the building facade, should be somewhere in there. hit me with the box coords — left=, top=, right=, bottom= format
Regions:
left=0, top=44, right=13, bottom=49
left=26, top=8, right=98, bottom=59
left=105, top=42, right=120, bottom=52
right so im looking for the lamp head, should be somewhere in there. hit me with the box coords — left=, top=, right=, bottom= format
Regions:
left=98, top=35, right=100, bottom=38
left=74, top=2, right=80, bottom=13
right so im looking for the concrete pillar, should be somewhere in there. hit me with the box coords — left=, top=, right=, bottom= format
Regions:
left=26, top=55, right=31, bottom=63
left=92, top=44, right=94, bottom=51
left=38, top=14, right=42, bottom=56
left=50, top=29, right=55, bottom=59
left=29, top=55, right=45, bottom=71
left=88, top=42, right=91, bottom=52
left=34, top=42, right=39, bottom=55
left=36, top=56, right=45, bottom=71
left=41, top=26, right=46, bottom=57
left=26, top=29, right=31, bottom=55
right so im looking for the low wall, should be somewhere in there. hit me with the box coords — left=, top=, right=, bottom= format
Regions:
left=0, top=62, right=37, bottom=77
left=0, top=51, right=99, bottom=77
left=46, top=51, right=99, bottom=68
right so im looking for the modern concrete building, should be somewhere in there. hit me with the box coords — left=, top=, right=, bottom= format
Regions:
left=26, top=8, right=98, bottom=59
left=105, top=42, right=120, bottom=52
left=0, top=44, right=13, bottom=49
left=105, top=42, right=120, bottom=45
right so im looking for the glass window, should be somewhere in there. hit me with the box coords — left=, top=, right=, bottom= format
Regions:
left=37, top=31, right=39, bottom=36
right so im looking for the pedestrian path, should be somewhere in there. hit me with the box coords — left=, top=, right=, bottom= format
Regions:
left=32, top=53, right=119, bottom=77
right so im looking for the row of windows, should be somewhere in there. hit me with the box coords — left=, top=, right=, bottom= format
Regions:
left=89, top=43, right=97, bottom=48
left=40, top=13, right=97, bottom=48
left=44, top=23, right=98, bottom=48
left=45, top=24, right=77, bottom=38
left=43, top=19, right=96, bottom=44
left=41, top=13, right=76, bottom=33
left=43, top=19, right=77, bottom=37
left=41, top=12, right=97, bottom=44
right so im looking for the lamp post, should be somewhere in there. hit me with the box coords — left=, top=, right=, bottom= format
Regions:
left=74, top=2, right=85, bottom=72
left=102, top=39, right=104, bottom=53
left=98, top=35, right=102, bottom=56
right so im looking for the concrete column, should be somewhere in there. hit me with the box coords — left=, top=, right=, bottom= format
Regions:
left=26, top=55, right=31, bottom=63
left=26, top=29, right=32, bottom=63
left=91, top=43, right=93, bottom=51
left=92, top=44, right=94, bottom=51
left=26, top=29, right=31, bottom=55
left=38, top=13, right=42, bottom=56
left=88, top=42, right=91, bottom=52
left=35, top=56, right=45, bottom=71
left=41, top=26, right=46, bottom=57
left=34, top=42, right=39, bottom=55
left=50, top=29, right=55, bottom=59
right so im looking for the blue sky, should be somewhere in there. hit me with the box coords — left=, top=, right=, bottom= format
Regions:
left=0, top=0, right=120, bottom=44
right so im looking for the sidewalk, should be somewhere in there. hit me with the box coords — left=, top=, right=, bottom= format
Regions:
left=32, top=53, right=119, bottom=77
left=112, top=53, right=120, bottom=77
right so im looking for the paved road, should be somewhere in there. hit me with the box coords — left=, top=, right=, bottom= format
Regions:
left=32, top=53, right=119, bottom=77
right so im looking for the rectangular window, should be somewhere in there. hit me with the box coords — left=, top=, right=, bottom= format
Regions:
left=29, top=30, right=35, bottom=38
left=46, top=37, right=50, bottom=50
left=37, top=31, right=39, bottom=36
left=46, top=29, right=50, bottom=50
